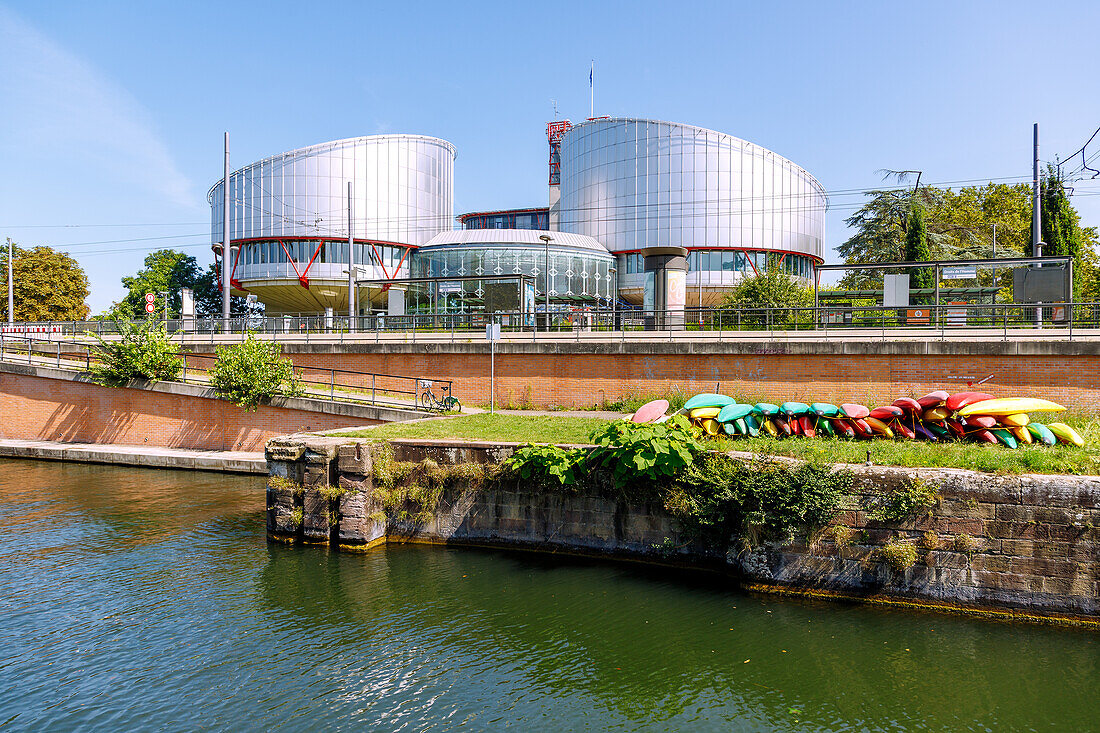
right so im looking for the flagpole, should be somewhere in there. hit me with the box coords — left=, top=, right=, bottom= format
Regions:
left=589, top=60, right=594, bottom=118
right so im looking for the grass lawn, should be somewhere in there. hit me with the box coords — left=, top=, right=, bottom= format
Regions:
left=330, top=412, right=1100, bottom=476
left=330, top=413, right=610, bottom=444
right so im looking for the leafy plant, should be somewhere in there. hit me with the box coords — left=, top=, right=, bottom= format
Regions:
left=588, top=415, right=704, bottom=489
left=867, top=477, right=939, bottom=523
left=505, top=444, right=585, bottom=488
left=920, top=530, right=940, bottom=552
left=829, top=525, right=854, bottom=548
left=88, top=317, right=183, bottom=386
left=267, top=475, right=302, bottom=495
left=289, top=507, right=304, bottom=529
left=881, top=538, right=918, bottom=571
left=953, top=533, right=977, bottom=555
left=208, top=334, right=302, bottom=409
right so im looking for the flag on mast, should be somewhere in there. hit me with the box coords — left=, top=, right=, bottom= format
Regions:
left=589, top=60, right=594, bottom=118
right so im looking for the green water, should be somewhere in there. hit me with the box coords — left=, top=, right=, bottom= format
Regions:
left=0, top=459, right=1095, bottom=731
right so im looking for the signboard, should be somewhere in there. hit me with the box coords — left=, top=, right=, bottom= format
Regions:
left=883, top=274, right=910, bottom=307
left=1013, top=267, right=1067, bottom=303
left=906, top=308, right=930, bottom=324
left=666, top=269, right=686, bottom=309
left=946, top=302, right=968, bottom=326
left=145, top=292, right=155, bottom=304
left=484, top=282, right=520, bottom=313
left=144, top=303, right=155, bottom=314
left=485, top=323, right=501, bottom=341
left=942, top=266, right=977, bottom=280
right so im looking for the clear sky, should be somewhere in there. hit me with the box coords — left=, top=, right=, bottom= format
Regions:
left=3, top=0, right=1100, bottom=313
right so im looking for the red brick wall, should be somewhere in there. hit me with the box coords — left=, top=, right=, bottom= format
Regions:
left=275, top=350, right=1100, bottom=411
left=0, top=372, right=376, bottom=451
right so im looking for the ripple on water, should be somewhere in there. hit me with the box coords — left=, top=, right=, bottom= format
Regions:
left=0, top=459, right=1095, bottom=732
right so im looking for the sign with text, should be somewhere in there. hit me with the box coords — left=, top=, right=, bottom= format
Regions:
left=145, top=292, right=155, bottom=303
left=942, top=266, right=977, bottom=280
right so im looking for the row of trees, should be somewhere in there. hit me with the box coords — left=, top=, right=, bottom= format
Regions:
left=837, top=170, right=1099, bottom=298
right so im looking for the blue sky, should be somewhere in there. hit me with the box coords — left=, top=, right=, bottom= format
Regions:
left=3, top=0, right=1100, bottom=313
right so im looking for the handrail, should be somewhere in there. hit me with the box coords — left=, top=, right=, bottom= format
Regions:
left=0, top=333, right=454, bottom=413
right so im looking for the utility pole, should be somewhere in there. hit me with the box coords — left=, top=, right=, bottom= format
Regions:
left=6, top=238, right=12, bottom=324
left=347, top=181, right=356, bottom=326
left=221, top=132, right=232, bottom=329
left=1032, top=123, right=1041, bottom=257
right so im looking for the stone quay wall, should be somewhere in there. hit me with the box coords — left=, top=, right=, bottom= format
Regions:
left=265, top=436, right=1100, bottom=624
left=183, top=338, right=1100, bottom=411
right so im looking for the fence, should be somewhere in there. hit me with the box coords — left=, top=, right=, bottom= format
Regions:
left=3, top=301, right=1100, bottom=341
left=0, top=334, right=454, bottom=412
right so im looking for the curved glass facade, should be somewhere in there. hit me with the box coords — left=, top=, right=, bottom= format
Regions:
left=233, top=238, right=412, bottom=282
left=209, top=135, right=455, bottom=249
left=416, top=237, right=615, bottom=301
left=558, top=118, right=826, bottom=260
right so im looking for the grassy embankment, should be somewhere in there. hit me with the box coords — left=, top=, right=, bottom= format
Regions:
left=329, top=413, right=1100, bottom=476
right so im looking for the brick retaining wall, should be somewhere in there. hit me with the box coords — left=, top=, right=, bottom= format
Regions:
left=200, top=340, right=1100, bottom=410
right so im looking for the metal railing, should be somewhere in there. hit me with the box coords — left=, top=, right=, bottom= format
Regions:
left=3, top=301, right=1100, bottom=341
left=0, top=333, right=454, bottom=412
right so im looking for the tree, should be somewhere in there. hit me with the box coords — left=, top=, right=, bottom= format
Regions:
left=115, top=249, right=249, bottom=318
left=904, top=204, right=934, bottom=293
left=208, top=335, right=301, bottom=410
left=0, top=243, right=89, bottom=321
left=88, top=317, right=183, bottom=386
left=720, top=265, right=813, bottom=327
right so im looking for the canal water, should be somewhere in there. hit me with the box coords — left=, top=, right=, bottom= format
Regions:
left=0, top=459, right=1094, bottom=731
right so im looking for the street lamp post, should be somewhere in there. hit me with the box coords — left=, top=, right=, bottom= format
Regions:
left=6, top=238, right=13, bottom=325
left=539, top=234, right=552, bottom=332
left=608, top=266, right=617, bottom=331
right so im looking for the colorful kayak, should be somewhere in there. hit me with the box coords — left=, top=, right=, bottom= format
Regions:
left=631, top=399, right=669, bottom=423
left=923, top=407, right=949, bottom=422
left=798, top=415, right=816, bottom=438
left=840, top=403, right=870, bottom=419
left=865, top=416, right=894, bottom=437
left=1026, top=423, right=1057, bottom=446
left=971, top=429, right=998, bottom=444
left=700, top=418, right=721, bottom=436
left=957, top=398, right=1066, bottom=418
left=761, top=417, right=779, bottom=437
left=851, top=418, right=874, bottom=438
left=683, top=393, right=736, bottom=410
left=816, top=416, right=835, bottom=436
left=743, top=414, right=761, bottom=437
left=1000, top=413, right=1030, bottom=428
left=716, top=403, right=754, bottom=423
left=869, top=405, right=904, bottom=421
left=963, top=415, right=998, bottom=429
left=917, top=391, right=949, bottom=409
left=835, top=420, right=856, bottom=439
left=990, top=428, right=1019, bottom=449
left=1047, top=422, right=1085, bottom=447
left=754, top=403, right=779, bottom=416
left=689, top=406, right=722, bottom=420
left=1011, top=426, right=1033, bottom=444
left=781, top=402, right=811, bottom=416
left=811, top=403, right=840, bottom=417
left=773, top=415, right=792, bottom=436
left=892, top=397, right=921, bottom=414
left=946, top=392, right=994, bottom=412
left=723, top=421, right=738, bottom=435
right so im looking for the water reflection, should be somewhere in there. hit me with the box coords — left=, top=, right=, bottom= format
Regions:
left=0, top=459, right=1094, bottom=732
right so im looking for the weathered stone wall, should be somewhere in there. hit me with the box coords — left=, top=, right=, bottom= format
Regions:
left=265, top=436, right=1100, bottom=621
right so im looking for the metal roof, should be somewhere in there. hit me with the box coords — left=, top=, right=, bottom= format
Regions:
left=420, top=229, right=611, bottom=255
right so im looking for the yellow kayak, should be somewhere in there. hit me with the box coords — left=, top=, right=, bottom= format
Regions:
left=865, top=416, right=894, bottom=438
left=957, top=398, right=1065, bottom=418
left=1047, top=422, right=1085, bottom=447
left=1010, top=426, right=1033, bottom=444
left=701, top=418, right=721, bottom=436
left=923, top=407, right=949, bottom=422
left=1000, top=413, right=1030, bottom=428
left=761, top=418, right=778, bottom=437
left=689, top=406, right=722, bottom=420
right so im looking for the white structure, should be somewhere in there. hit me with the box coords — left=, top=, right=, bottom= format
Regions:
left=557, top=117, right=827, bottom=305
left=208, top=135, right=454, bottom=315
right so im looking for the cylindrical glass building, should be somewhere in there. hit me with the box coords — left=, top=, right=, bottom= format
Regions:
left=208, top=135, right=455, bottom=315
left=557, top=118, right=827, bottom=305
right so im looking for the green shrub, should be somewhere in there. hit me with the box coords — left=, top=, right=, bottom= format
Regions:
left=505, top=443, right=585, bottom=488
left=881, top=538, right=918, bottom=571
left=953, top=533, right=977, bottom=554
left=88, top=317, right=182, bottom=386
left=289, top=507, right=303, bottom=529
left=209, top=334, right=302, bottom=409
left=920, top=530, right=940, bottom=551
left=588, top=415, right=704, bottom=490
left=829, top=525, right=854, bottom=548
left=867, top=477, right=939, bottom=523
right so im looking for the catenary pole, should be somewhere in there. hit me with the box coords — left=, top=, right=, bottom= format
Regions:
left=6, top=238, right=12, bottom=324
left=1032, top=123, right=1041, bottom=257
left=222, top=132, right=231, bottom=327
left=348, top=181, right=355, bottom=326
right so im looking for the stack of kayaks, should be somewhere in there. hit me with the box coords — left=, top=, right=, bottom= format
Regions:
left=628, top=391, right=1085, bottom=449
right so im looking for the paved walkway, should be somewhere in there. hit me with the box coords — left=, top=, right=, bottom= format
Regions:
left=0, top=439, right=266, bottom=474
left=463, top=407, right=628, bottom=420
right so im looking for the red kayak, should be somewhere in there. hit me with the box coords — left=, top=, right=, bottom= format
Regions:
left=971, top=429, right=998, bottom=444
left=946, top=419, right=967, bottom=437
left=774, top=415, right=792, bottom=436
left=892, top=421, right=916, bottom=439
left=963, top=415, right=998, bottom=429
left=892, top=397, right=921, bottom=415
left=835, top=420, right=856, bottom=439
left=851, top=418, right=874, bottom=438
left=840, top=403, right=870, bottom=419
left=917, top=390, right=949, bottom=409
left=798, top=415, right=816, bottom=437
left=869, top=405, right=904, bottom=421
left=946, top=392, right=994, bottom=412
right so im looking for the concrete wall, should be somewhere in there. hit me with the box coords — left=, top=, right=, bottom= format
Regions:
left=266, top=436, right=1100, bottom=623
left=0, top=363, right=418, bottom=451
left=192, top=339, right=1100, bottom=410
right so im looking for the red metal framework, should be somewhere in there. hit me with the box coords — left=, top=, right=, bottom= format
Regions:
left=219, top=236, right=416, bottom=291
left=547, top=120, right=572, bottom=185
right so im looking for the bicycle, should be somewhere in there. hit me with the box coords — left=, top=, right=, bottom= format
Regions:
left=418, top=380, right=461, bottom=412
